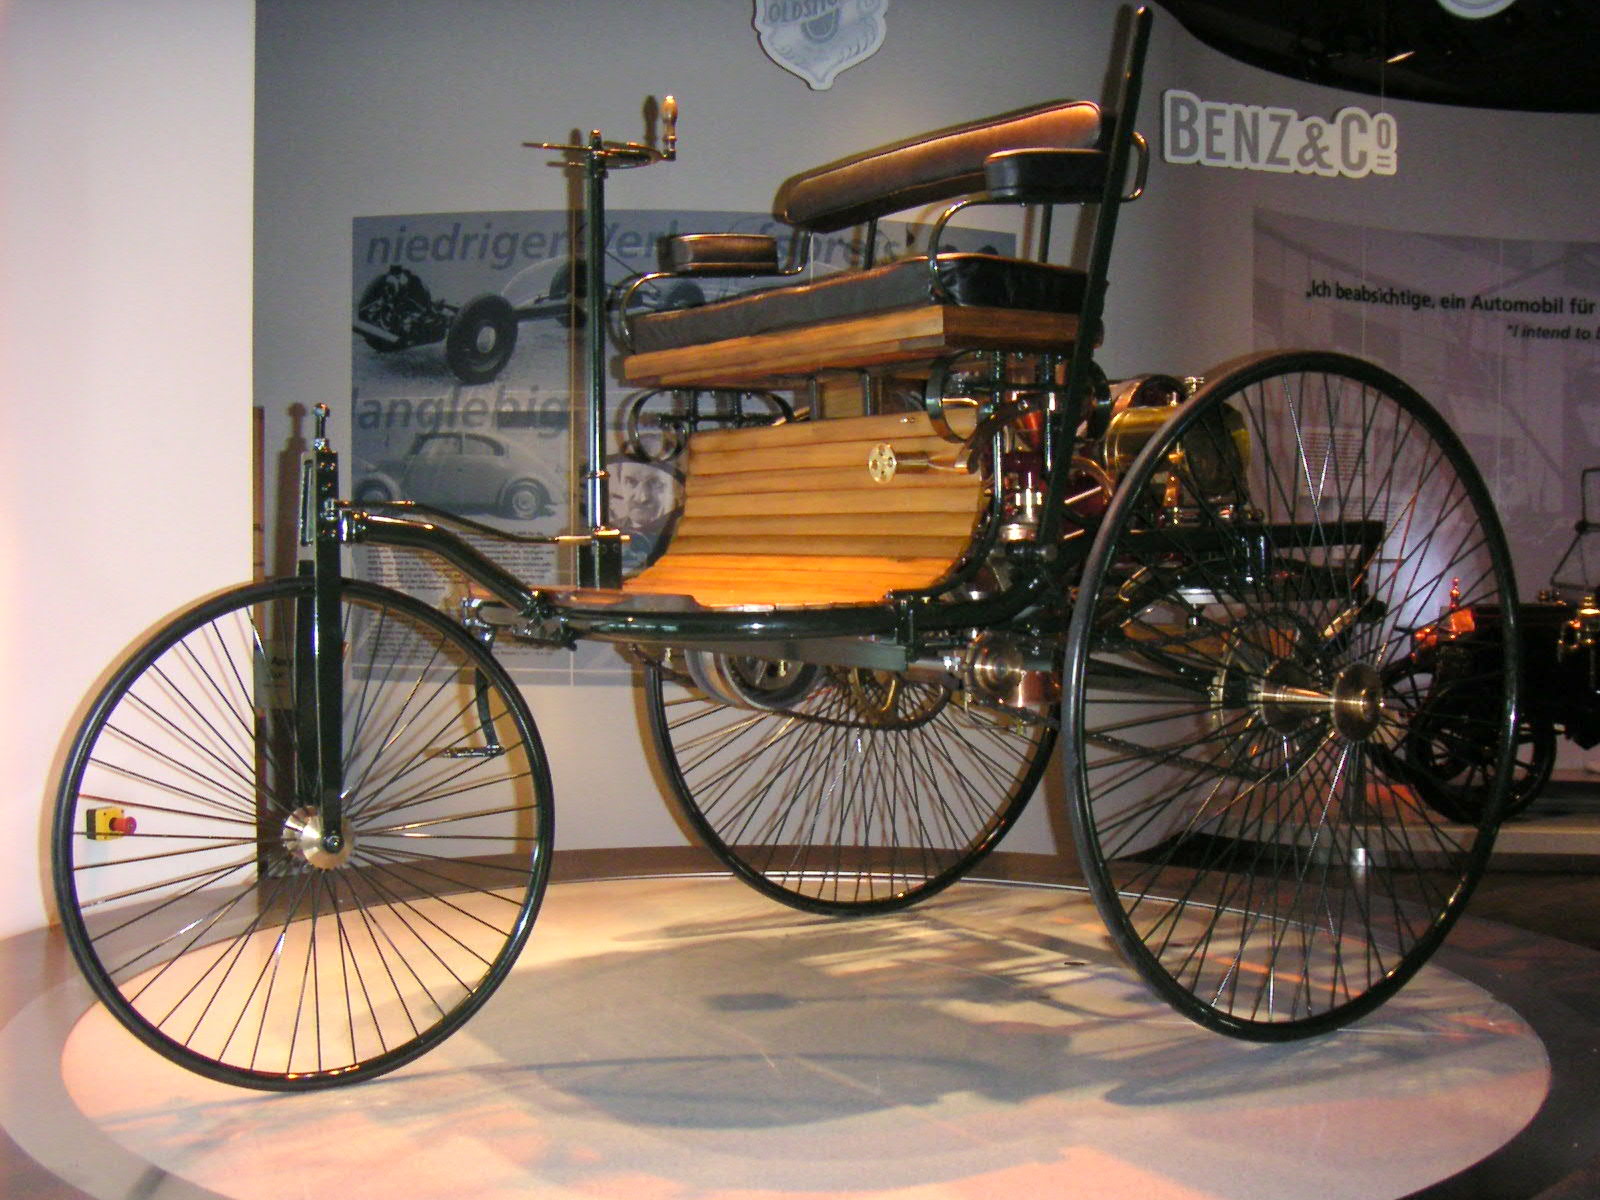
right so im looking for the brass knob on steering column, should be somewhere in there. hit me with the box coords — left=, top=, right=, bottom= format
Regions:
left=662, top=94, right=678, bottom=160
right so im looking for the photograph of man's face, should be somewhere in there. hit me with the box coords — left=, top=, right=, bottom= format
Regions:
left=611, top=461, right=677, bottom=532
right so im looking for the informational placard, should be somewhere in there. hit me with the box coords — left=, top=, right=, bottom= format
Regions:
left=1253, top=209, right=1600, bottom=591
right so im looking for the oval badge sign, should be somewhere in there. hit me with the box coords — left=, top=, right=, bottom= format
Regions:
left=753, top=0, right=889, bottom=90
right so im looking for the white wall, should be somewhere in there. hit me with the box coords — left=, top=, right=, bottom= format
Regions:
left=0, top=0, right=256, bottom=938
left=1119, top=33, right=1600, bottom=381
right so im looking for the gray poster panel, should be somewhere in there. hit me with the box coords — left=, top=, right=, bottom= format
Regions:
left=1254, top=209, right=1600, bottom=593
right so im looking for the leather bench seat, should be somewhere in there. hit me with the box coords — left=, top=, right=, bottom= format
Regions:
left=630, top=253, right=1088, bottom=355
left=625, top=97, right=1103, bottom=360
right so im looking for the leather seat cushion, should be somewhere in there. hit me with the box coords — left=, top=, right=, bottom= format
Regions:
left=631, top=254, right=1087, bottom=354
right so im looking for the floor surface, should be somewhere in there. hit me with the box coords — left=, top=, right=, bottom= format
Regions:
left=5, top=870, right=1597, bottom=1200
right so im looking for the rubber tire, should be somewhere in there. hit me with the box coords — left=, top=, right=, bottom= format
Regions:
left=644, top=659, right=1055, bottom=914
left=1389, top=654, right=1555, bottom=822
left=445, top=294, right=518, bottom=384
left=1063, top=350, right=1519, bottom=1039
left=53, top=577, right=554, bottom=1090
left=501, top=479, right=552, bottom=521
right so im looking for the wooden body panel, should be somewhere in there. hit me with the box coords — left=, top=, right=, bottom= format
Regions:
left=623, top=553, right=967, bottom=608
left=622, top=410, right=986, bottom=608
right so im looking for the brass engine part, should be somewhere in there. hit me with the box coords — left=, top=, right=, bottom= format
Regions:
left=1096, top=375, right=1250, bottom=513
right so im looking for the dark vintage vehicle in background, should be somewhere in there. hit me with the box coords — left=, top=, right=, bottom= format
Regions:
left=1389, top=467, right=1600, bottom=821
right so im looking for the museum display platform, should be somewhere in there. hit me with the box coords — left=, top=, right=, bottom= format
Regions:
left=6, top=852, right=1600, bottom=1200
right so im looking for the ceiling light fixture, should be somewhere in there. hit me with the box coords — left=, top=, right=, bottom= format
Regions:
left=1436, top=0, right=1517, bottom=18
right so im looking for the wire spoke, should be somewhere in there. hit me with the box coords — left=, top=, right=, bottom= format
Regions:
left=1068, top=355, right=1514, bottom=1038
left=55, top=577, right=550, bottom=1088
left=645, top=663, right=1053, bottom=912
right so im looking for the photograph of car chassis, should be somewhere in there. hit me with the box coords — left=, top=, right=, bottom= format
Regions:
left=52, top=7, right=1529, bottom=1092
left=352, top=234, right=714, bottom=386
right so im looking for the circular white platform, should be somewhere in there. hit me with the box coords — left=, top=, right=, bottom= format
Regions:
left=2, top=876, right=1552, bottom=1200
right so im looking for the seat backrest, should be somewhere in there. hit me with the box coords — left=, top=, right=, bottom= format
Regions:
left=771, top=100, right=1102, bottom=235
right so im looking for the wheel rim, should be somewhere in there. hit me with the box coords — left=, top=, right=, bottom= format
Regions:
left=456, top=316, right=508, bottom=372
left=1064, top=351, right=1518, bottom=1038
left=506, top=483, right=547, bottom=521
left=645, top=660, right=1054, bottom=914
left=1507, top=718, right=1557, bottom=817
left=446, top=297, right=517, bottom=383
left=53, top=578, right=552, bottom=1089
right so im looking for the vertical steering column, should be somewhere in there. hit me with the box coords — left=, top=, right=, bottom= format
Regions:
left=526, top=100, right=676, bottom=591
left=300, top=404, right=346, bottom=854
left=1036, top=7, right=1152, bottom=549
left=580, top=131, right=623, bottom=589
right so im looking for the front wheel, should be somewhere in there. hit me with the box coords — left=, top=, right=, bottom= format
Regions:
left=1064, top=350, right=1519, bottom=1039
left=53, top=577, right=554, bottom=1089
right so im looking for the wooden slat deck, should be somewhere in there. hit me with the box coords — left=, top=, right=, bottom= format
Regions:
left=620, top=304, right=1079, bottom=389
left=622, top=411, right=985, bottom=609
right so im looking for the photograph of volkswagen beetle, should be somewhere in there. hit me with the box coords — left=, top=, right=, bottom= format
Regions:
left=352, top=428, right=558, bottom=521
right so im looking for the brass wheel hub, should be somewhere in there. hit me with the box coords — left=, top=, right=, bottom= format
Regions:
left=1255, top=660, right=1320, bottom=734
left=282, top=806, right=354, bottom=870
left=1252, top=661, right=1387, bottom=742
left=1329, top=662, right=1386, bottom=741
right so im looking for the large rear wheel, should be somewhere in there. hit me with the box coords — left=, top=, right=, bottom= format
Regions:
left=53, top=577, right=553, bottom=1089
left=1064, top=350, right=1518, bottom=1038
left=644, top=655, right=1054, bottom=914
